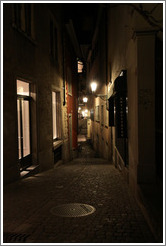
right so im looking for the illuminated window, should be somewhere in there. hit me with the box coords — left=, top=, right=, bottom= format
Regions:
left=77, top=60, right=83, bottom=73
left=17, top=80, right=31, bottom=169
left=17, top=80, right=30, bottom=96
left=52, top=91, right=61, bottom=140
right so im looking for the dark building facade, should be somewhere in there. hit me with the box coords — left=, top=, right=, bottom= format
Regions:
left=86, top=3, right=163, bottom=240
left=3, top=2, right=163, bottom=242
left=3, top=3, right=79, bottom=184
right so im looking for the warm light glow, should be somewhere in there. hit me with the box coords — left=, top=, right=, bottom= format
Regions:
left=85, top=109, right=88, bottom=113
left=78, top=107, right=81, bottom=111
left=77, top=60, right=83, bottom=73
left=82, top=110, right=88, bottom=117
left=90, top=82, right=97, bottom=92
left=83, top=97, right=88, bottom=103
left=17, top=80, right=29, bottom=96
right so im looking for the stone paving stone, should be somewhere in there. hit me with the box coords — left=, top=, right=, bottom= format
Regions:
left=3, top=142, right=156, bottom=243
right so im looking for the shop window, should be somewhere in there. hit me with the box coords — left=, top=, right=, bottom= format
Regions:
left=52, top=91, right=61, bottom=140
left=17, top=80, right=31, bottom=170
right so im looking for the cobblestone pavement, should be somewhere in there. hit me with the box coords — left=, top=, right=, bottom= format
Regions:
left=3, top=141, right=156, bottom=244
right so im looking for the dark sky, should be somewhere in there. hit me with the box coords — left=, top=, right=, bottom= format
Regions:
left=62, top=3, right=99, bottom=44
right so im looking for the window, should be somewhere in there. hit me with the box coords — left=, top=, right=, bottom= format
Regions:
left=95, top=105, right=100, bottom=122
left=105, top=104, right=109, bottom=126
left=52, top=91, right=61, bottom=140
left=13, top=3, right=33, bottom=37
left=90, top=109, right=94, bottom=121
left=101, top=105, right=104, bottom=125
left=50, top=20, right=58, bottom=63
left=17, top=80, right=30, bottom=96
left=17, top=80, right=31, bottom=169
left=77, top=59, right=83, bottom=73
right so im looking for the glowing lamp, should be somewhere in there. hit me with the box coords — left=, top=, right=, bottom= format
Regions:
left=83, top=97, right=88, bottom=103
left=90, top=82, right=97, bottom=92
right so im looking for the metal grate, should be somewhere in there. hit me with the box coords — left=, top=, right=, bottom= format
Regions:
left=3, top=232, right=30, bottom=243
left=50, top=203, right=96, bottom=217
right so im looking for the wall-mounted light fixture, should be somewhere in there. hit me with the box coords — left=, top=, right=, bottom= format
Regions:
left=90, top=82, right=97, bottom=93
left=90, top=82, right=107, bottom=101
left=83, top=97, right=88, bottom=103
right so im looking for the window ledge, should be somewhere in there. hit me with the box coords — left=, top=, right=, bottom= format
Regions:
left=53, top=140, right=63, bottom=150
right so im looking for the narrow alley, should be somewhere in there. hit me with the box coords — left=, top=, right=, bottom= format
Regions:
left=3, top=2, right=164, bottom=244
left=4, top=137, right=155, bottom=243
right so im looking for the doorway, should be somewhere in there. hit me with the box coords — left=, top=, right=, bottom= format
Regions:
left=17, top=80, right=31, bottom=170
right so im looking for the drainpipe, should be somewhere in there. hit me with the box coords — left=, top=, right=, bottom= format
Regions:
left=62, top=23, right=66, bottom=106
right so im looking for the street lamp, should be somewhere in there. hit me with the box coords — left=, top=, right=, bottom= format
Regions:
left=90, top=81, right=107, bottom=101
left=83, top=97, right=88, bottom=103
left=90, top=82, right=97, bottom=93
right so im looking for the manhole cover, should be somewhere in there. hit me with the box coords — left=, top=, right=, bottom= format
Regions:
left=50, top=203, right=96, bottom=217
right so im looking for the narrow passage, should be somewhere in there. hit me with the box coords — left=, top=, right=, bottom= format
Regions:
left=3, top=137, right=155, bottom=243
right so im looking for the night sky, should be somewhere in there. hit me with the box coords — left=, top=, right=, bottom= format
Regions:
left=62, top=3, right=99, bottom=44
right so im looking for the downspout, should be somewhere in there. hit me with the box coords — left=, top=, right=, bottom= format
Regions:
left=62, top=22, right=66, bottom=106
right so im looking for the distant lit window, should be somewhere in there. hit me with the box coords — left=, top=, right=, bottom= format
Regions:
left=17, top=80, right=30, bottom=96
left=52, top=91, right=61, bottom=140
left=77, top=60, right=83, bottom=73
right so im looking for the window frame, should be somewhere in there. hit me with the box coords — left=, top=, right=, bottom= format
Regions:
left=13, top=3, right=34, bottom=38
left=52, top=91, right=61, bottom=142
left=95, top=105, right=100, bottom=122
